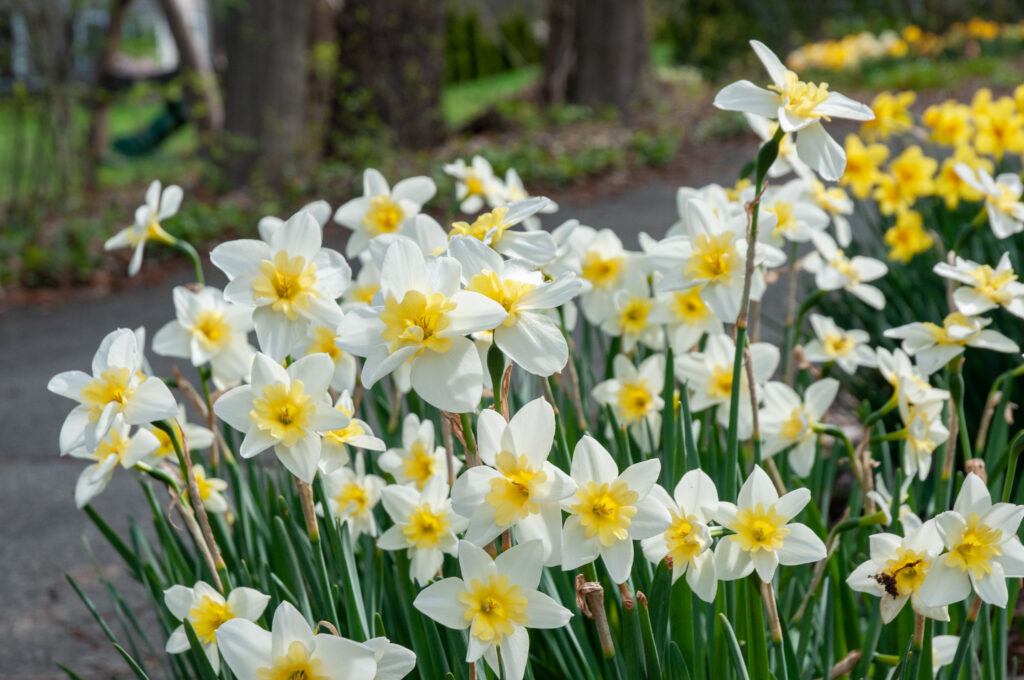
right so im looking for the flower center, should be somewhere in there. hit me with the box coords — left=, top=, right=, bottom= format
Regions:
left=616, top=381, right=654, bottom=423
left=403, top=504, right=451, bottom=549
left=363, top=195, right=405, bottom=237
left=572, top=480, right=639, bottom=547
left=485, top=451, right=547, bottom=525
left=671, top=288, right=710, bottom=324
left=618, top=296, right=653, bottom=335
left=194, top=467, right=217, bottom=501
left=770, top=71, right=831, bottom=119
left=944, top=513, right=1003, bottom=579
left=686, top=232, right=739, bottom=282
left=823, top=332, right=855, bottom=357
left=458, top=573, right=529, bottom=645
left=468, top=271, right=536, bottom=325
left=380, top=290, right=456, bottom=354
left=708, top=365, right=735, bottom=400
left=665, top=510, right=704, bottom=568
left=766, top=201, right=797, bottom=238
left=250, top=381, right=314, bottom=447
left=581, top=252, right=624, bottom=290
left=336, top=481, right=371, bottom=516
left=829, top=250, right=860, bottom=283
left=350, top=283, right=380, bottom=305
left=252, top=252, right=320, bottom=321
left=730, top=503, right=790, bottom=553
left=325, top=419, right=365, bottom=446
left=449, top=207, right=511, bottom=242
left=94, top=427, right=132, bottom=465
left=969, top=264, right=1016, bottom=304
left=881, top=547, right=930, bottom=596
left=994, top=184, right=1021, bottom=212
left=80, top=367, right=134, bottom=422
left=257, top=640, right=327, bottom=680
left=308, top=326, right=341, bottom=360
left=193, top=309, right=231, bottom=352
left=465, top=174, right=485, bottom=197
left=403, top=441, right=437, bottom=489
left=780, top=407, right=808, bottom=441
left=188, top=596, right=235, bottom=645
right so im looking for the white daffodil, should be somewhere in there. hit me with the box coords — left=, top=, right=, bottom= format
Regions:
left=867, top=474, right=922, bottom=534
left=49, top=327, right=178, bottom=452
left=211, top=210, right=351, bottom=361
left=561, top=436, right=671, bottom=584
left=448, top=199, right=555, bottom=265
left=667, top=184, right=739, bottom=238
left=760, top=379, right=838, bottom=477
left=592, top=354, right=665, bottom=447
left=744, top=113, right=809, bottom=179
left=451, top=398, right=576, bottom=566
left=641, top=470, right=719, bottom=602
left=933, top=253, right=1024, bottom=319
left=662, top=285, right=724, bottom=353
left=363, top=636, right=417, bottom=680
left=323, top=453, right=385, bottom=540
left=216, top=600, right=378, bottom=680
left=714, top=40, right=874, bottom=181
left=213, top=353, right=346, bottom=483
left=875, top=347, right=949, bottom=406
left=68, top=415, right=160, bottom=508
left=599, top=267, right=667, bottom=352
left=449, top=235, right=582, bottom=376
left=802, top=314, right=876, bottom=374
left=918, top=474, right=1024, bottom=608
left=649, top=197, right=784, bottom=323
left=885, top=312, right=1019, bottom=375
left=104, top=180, right=182, bottom=276
left=953, top=163, right=1024, bottom=239
left=152, top=286, right=255, bottom=389
left=674, top=333, right=780, bottom=441
left=258, top=201, right=332, bottom=242
left=846, top=521, right=949, bottom=624
left=300, top=322, right=358, bottom=394
left=444, top=155, right=506, bottom=214
left=191, top=464, right=229, bottom=514
left=414, top=540, right=572, bottom=680
left=804, top=179, right=855, bottom=247
left=898, top=395, right=949, bottom=481
left=320, top=390, right=385, bottom=473
left=378, top=476, right=469, bottom=585
left=164, top=581, right=269, bottom=673
left=502, top=168, right=558, bottom=229
left=804, top=231, right=888, bottom=309
left=932, top=636, right=960, bottom=673
left=759, top=178, right=830, bottom=248
left=333, top=168, right=437, bottom=257
left=342, top=259, right=382, bottom=310
left=378, top=413, right=457, bottom=490
left=714, top=465, right=826, bottom=582
left=337, top=238, right=507, bottom=413
left=554, top=226, right=634, bottom=324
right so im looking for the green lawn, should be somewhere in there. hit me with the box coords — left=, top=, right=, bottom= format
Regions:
left=442, top=65, right=541, bottom=128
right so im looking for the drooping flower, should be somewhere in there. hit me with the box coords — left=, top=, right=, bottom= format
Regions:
left=641, top=470, right=719, bottom=601
left=760, top=379, right=839, bottom=477
left=378, top=413, right=456, bottom=490
left=714, top=40, right=874, bottom=180
left=323, top=453, right=386, bottom=540
left=801, top=314, right=876, bottom=374
left=592, top=354, right=665, bottom=447
left=104, top=180, right=182, bottom=276
left=164, top=581, right=270, bottom=673
left=319, top=390, right=385, bottom=473
left=804, top=231, right=888, bottom=310
left=213, top=353, right=346, bottom=483
left=885, top=311, right=1019, bottom=374
left=898, top=395, right=948, bottom=481
left=561, top=436, right=671, bottom=583
left=933, top=253, right=1024, bottom=319
left=714, top=465, right=826, bottom=582
left=216, top=600, right=379, bottom=680
left=333, top=168, right=437, bottom=257
left=68, top=415, right=160, bottom=508
left=414, top=540, right=572, bottom=680
left=191, top=464, right=230, bottom=514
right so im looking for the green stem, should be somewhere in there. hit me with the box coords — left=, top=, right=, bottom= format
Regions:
left=1002, top=431, right=1024, bottom=503
left=946, top=597, right=981, bottom=680
left=950, top=364, right=972, bottom=463
left=486, top=342, right=505, bottom=416
left=172, top=238, right=204, bottom=285
left=864, top=391, right=898, bottom=428
left=460, top=411, right=478, bottom=463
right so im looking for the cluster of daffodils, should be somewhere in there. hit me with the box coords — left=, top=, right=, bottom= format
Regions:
left=55, top=38, right=1024, bottom=680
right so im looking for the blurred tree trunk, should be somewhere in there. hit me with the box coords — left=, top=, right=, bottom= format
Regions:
left=219, top=0, right=312, bottom=187
left=328, top=0, right=445, bottom=155
left=86, top=0, right=129, bottom=189
left=542, top=0, right=650, bottom=114
left=153, top=0, right=223, bottom=138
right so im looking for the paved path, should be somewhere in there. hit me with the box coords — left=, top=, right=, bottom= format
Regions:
left=0, top=144, right=760, bottom=678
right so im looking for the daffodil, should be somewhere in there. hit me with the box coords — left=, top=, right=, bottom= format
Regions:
left=593, top=354, right=665, bottom=447
left=300, top=322, right=358, bottom=394
left=552, top=226, right=634, bottom=323
left=801, top=314, right=876, bottom=374
left=804, top=231, right=888, bottom=309
left=972, top=92, right=1024, bottom=159
left=935, top=147, right=991, bottom=210
left=378, top=476, right=469, bottom=585
left=846, top=521, right=948, bottom=623
left=759, top=178, right=830, bottom=248
left=323, top=453, right=385, bottom=540
left=918, top=474, right=1024, bottom=608
left=600, top=268, right=667, bottom=352
left=342, top=259, right=382, bottom=311
left=191, top=464, right=230, bottom=513
left=258, top=201, right=332, bottom=242
left=714, top=40, right=874, bottom=181
left=641, top=470, right=719, bottom=601
left=49, top=327, right=178, bottom=452
left=860, top=90, right=916, bottom=141
left=451, top=398, right=576, bottom=566
left=744, top=113, right=808, bottom=178
left=363, top=636, right=417, bottom=680
left=444, top=155, right=505, bottom=214
left=333, top=168, right=436, bottom=257
left=714, top=465, right=826, bottom=582
left=953, top=163, right=1024, bottom=239
left=144, top=406, right=214, bottom=464
left=213, top=352, right=347, bottom=483
left=68, top=415, right=160, bottom=508
left=883, top=210, right=933, bottom=263
left=760, top=379, right=839, bottom=477
left=875, top=347, right=949, bottom=406
left=885, top=312, right=1018, bottom=374
left=840, top=135, right=888, bottom=199
left=212, top=210, right=351, bottom=361
left=104, top=180, right=182, bottom=276
left=898, top=396, right=948, bottom=481
left=662, top=285, right=723, bottom=353
left=503, top=167, right=559, bottom=229
left=378, top=413, right=457, bottom=490
left=152, top=286, right=255, bottom=389
left=933, top=253, right=1024, bottom=318
left=872, top=146, right=937, bottom=216
left=561, top=436, right=671, bottom=583
left=337, top=238, right=508, bottom=412
left=922, top=100, right=973, bottom=146
left=320, top=390, right=385, bottom=473
left=414, top=540, right=572, bottom=680
left=164, top=581, right=269, bottom=673
left=803, top=179, right=854, bottom=247
left=448, top=198, right=555, bottom=265
left=867, top=473, right=922, bottom=534
left=449, top=235, right=582, bottom=376
left=669, top=184, right=740, bottom=238
left=215, top=600, right=379, bottom=680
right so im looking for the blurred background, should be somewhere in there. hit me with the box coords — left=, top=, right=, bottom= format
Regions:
left=1, top=0, right=1023, bottom=296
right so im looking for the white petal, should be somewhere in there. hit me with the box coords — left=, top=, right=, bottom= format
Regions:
left=524, top=590, right=572, bottom=628
left=775, top=523, right=826, bottom=565
left=410, top=338, right=483, bottom=413
left=570, top=436, right=618, bottom=485
left=713, top=80, right=780, bottom=118
left=714, top=539, right=754, bottom=581
left=796, top=122, right=846, bottom=182
left=600, top=536, right=635, bottom=584
left=215, top=618, right=272, bottom=679
left=917, top=557, right=972, bottom=607
left=274, top=436, right=321, bottom=483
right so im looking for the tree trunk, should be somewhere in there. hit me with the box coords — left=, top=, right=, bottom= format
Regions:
left=542, top=0, right=650, bottom=114
left=153, top=0, right=223, bottom=138
left=86, top=0, right=130, bottom=189
left=219, top=0, right=312, bottom=187
left=329, top=0, right=445, bottom=154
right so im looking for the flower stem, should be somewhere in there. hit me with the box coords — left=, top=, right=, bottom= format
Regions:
left=946, top=595, right=982, bottom=680
left=171, top=237, right=204, bottom=285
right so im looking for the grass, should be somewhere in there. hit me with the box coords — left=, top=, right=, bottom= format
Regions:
left=442, top=65, right=540, bottom=128
left=808, top=51, right=1024, bottom=92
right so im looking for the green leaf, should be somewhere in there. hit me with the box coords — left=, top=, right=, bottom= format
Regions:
left=718, top=613, right=751, bottom=680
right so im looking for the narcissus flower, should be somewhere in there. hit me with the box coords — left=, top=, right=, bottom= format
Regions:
left=935, top=147, right=991, bottom=210
left=191, top=464, right=230, bottom=514
left=641, top=470, right=719, bottom=602
left=954, top=164, right=1024, bottom=239
left=860, top=90, right=916, bottom=141
left=337, top=238, right=508, bottom=413
left=333, top=168, right=437, bottom=257
left=898, top=395, right=948, bottom=481
left=153, top=286, right=255, bottom=389
left=593, top=354, right=665, bottom=447
left=378, top=477, right=469, bottom=585
left=759, top=178, right=830, bottom=248
left=875, top=347, right=948, bottom=406
left=104, top=180, right=182, bottom=276
left=919, top=474, right=1024, bottom=608
left=216, top=600, right=379, bottom=680
left=444, top=155, right=505, bottom=214
left=323, top=453, right=385, bottom=540
left=846, top=521, right=948, bottom=623
left=49, top=327, right=178, bottom=452
left=885, top=312, right=1018, bottom=374
left=448, top=198, right=555, bottom=265
left=715, top=466, right=826, bottom=582
left=363, top=636, right=417, bottom=680
left=840, top=135, right=888, bottom=199
left=714, top=40, right=874, bottom=180
left=599, top=268, right=666, bottom=352
left=804, top=232, right=888, bottom=309
left=553, top=226, right=632, bottom=324
left=68, top=415, right=160, bottom=508
left=164, top=581, right=269, bottom=673
left=760, top=379, right=839, bottom=477
left=561, top=436, right=670, bottom=583
left=378, top=413, right=456, bottom=490
left=883, top=210, right=933, bottom=263
left=212, top=210, right=351, bottom=361
left=300, top=323, right=358, bottom=394
left=414, top=540, right=572, bottom=680
left=801, top=314, right=875, bottom=374
left=213, top=353, right=346, bottom=483
left=451, top=398, right=575, bottom=566
left=933, top=253, right=1024, bottom=318
left=319, top=390, right=385, bottom=473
